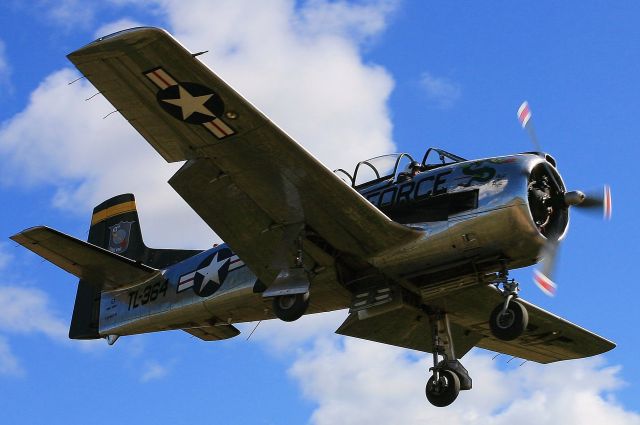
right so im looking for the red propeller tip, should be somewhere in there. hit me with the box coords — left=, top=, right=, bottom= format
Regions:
left=517, top=101, right=532, bottom=128
left=604, top=185, right=612, bottom=220
left=533, top=270, right=557, bottom=297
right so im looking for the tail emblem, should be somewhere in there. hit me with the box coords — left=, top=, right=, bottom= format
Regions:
left=108, top=221, right=134, bottom=254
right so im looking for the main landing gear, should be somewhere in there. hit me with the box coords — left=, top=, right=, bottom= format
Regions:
left=266, top=231, right=311, bottom=322
left=425, top=311, right=472, bottom=407
left=489, top=276, right=529, bottom=341
left=272, top=291, right=310, bottom=322
left=424, top=271, right=530, bottom=407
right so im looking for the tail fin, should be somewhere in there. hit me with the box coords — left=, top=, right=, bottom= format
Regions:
left=69, top=193, right=202, bottom=339
left=88, top=193, right=144, bottom=259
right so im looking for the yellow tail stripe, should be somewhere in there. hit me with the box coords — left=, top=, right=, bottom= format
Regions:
left=91, top=201, right=137, bottom=225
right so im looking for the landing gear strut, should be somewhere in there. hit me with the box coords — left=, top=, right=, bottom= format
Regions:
left=490, top=271, right=529, bottom=341
left=264, top=229, right=311, bottom=322
left=425, top=311, right=472, bottom=407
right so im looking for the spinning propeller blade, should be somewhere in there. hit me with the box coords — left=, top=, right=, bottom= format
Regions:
left=533, top=270, right=557, bottom=297
left=517, top=102, right=611, bottom=296
left=573, top=185, right=612, bottom=220
left=533, top=240, right=559, bottom=297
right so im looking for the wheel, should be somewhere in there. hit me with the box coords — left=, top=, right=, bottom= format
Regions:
left=425, top=369, right=460, bottom=407
left=489, top=300, right=529, bottom=341
left=272, top=292, right=310, bottom=322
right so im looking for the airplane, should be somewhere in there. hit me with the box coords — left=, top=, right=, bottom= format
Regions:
left=10, top=27, right=615, bottom=407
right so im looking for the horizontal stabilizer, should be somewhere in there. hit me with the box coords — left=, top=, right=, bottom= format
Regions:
left=182, top=324, right=240, bottom=341
left=11, top=226, right=160, bottom=291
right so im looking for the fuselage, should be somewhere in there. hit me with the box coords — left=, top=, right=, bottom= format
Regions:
left=100, top=152, right=568, bottom=337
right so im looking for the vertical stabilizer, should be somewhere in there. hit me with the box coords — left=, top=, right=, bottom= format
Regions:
left=69, top=193, right=202, bottom=339
left=70, top=194, right=144, bottom=339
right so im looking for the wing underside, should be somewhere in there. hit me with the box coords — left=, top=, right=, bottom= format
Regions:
left=337, top=284, right=614, bottom=363
left=66, top=27, right=419, bottom=291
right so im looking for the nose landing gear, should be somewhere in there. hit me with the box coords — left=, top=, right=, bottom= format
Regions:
left=425, top=311, right=472, bottom=407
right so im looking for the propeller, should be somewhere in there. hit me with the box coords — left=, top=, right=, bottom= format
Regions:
left=517, top=101, right=612, bottom=296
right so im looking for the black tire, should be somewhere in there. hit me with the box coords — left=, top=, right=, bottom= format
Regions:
left=425, top=369, right=460, bottom=407
left=272, top=292, right=310, bottom=322
left=489, top=301, right=529, bottom=341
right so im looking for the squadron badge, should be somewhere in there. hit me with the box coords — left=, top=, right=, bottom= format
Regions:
left=108, top=221, right=134, bottom=254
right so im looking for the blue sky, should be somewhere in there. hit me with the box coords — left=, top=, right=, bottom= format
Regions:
left=1, top=1, right=639, bottom=424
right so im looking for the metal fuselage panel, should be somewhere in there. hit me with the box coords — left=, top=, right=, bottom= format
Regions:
left=362, top=154, right=559, bottom=278
left=99, top=247, right=264, bottom=336
left=99, top=153, right=563, bottom=336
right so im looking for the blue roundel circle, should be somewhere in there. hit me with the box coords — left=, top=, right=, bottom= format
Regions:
left=156, top=82, right=225, bottom=124
left=192, top=248, right=233, bottom=297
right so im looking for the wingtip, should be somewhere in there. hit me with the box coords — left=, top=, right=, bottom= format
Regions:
left=9, top=225, right=45, bottom=240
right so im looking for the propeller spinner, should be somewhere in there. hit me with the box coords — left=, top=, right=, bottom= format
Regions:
left=518, top=101, right=612, bottom=296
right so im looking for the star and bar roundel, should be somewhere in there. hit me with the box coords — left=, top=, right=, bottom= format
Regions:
left=177, top=248, right=245, bottom=297
left=144, top=67, right=236, bottom=139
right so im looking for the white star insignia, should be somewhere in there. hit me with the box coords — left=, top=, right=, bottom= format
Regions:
left=195, top=252, right=230, bottom=292
left=162, top=85, right=214, bottom=120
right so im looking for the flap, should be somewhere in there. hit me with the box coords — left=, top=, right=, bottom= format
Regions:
left=182, top=324, right=240, bottom=341
left=336, top=304, right=481, bottom=358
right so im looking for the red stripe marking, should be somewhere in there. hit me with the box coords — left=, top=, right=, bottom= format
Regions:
left=209, top=119, right=228, bottom=136
left=179, top=277, right=194, bottom=284
left=152, top=70, right=172, bottom=88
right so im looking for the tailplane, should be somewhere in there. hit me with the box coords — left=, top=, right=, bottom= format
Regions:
left=13, top=194, right=203, bottom=340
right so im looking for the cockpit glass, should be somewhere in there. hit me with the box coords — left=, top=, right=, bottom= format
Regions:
left=337, top=148, right=465, bottom=188
left=353, top=154, right=413, bottom=187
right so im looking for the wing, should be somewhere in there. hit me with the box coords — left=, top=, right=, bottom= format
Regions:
left=435, top=285, right=615, bottom=363
left=337, top=284, right=614, bottom=363
left=67, top=27, right=419, bottom=287
left=10, top=226, right=159, bottom=291
left=336, top=303, right=482, bottom=358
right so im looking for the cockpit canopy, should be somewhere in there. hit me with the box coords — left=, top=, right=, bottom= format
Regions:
left=334, top=148, right=467, bottom=188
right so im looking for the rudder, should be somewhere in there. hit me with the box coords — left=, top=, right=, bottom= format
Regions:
left=70, top=193, right=201, bottom=339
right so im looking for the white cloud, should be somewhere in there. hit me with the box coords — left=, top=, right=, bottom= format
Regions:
left=140, top=359, right=169, bottom=382
left=39, top=0, right=96, bottom=28
left=244, top=309, right=347, bottom=354
left=0, top=285, right=77, bottom=378
left=0, top=336, right=23, bottom=377
left=0, top=243, right=12, bottom=270
left=289, top=337, right=640, bottom=425
left=295, top=0, right=397, bottom=42
left=0, top=286, right=68, bottom=340
left=94, top=18, right=145, bottom=39
left=0, top=0, right=398, bottom=248
left=420, top=71, right=461, bottom=109
left=0, top=68, right=212, bottom=248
